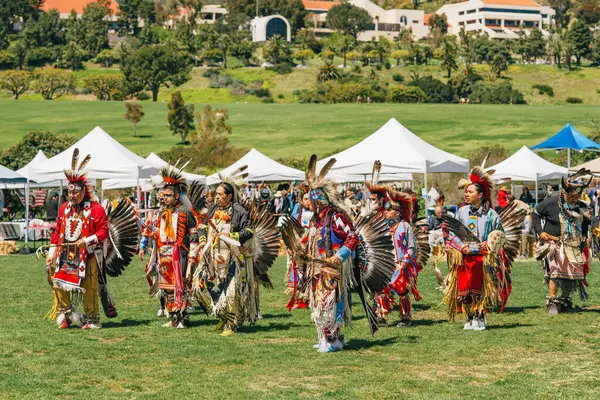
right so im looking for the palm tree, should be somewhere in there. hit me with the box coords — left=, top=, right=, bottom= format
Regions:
left=264, top=35, right=287, bottom=64
left=440, top=37, right=458, bottom=78
left=317, top=62, right=342, bottom=83
left=491, top=54, right=508, bottom=77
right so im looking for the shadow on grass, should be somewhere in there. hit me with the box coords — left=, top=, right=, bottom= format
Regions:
left=103, top=318, right=153, bottom=328
left=136, top=135, right=153, bottom=139
left=580, top=307, right=600, bottom=314
left=260, top=313, right=292, bottom=320
left=491, top=322, right=534, bottom=329
left=187, top=318, right=219, bottom=328
left=345, top=337, right=398, bottom=351
left=239, top=322, right=304, bottom=333
left=413, top=304, right=432, bottom=311
left=500, top=305, right=542, bottom=313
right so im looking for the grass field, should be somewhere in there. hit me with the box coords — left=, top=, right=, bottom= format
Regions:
left=0, top=255, right=598, bottom=399
left=2, top=99, right=600, bottom=162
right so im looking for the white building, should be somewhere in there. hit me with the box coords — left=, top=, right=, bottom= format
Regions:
left=251, top=15, right=292, bottom=42
left=437, top=0, right=555, bottom=39
left=303, top=0, right=430, bottom=41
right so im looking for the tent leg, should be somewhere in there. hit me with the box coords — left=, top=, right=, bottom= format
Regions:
left=24, top=180, right=30, bottom=253
left=567, top=148, right=571, bottom=169
left=136, top=177, right=141, bottom=209
left=423, top=172, right=428, bottom=196
left=535, top=178, right=538, bottom=205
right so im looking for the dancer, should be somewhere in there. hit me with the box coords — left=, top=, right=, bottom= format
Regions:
left=281, top=155, right=396, bottom=352
left=442, top=166, right=525, bottom=330
left=533, top=169, right=592, bottom=315
left=45, top=149, right=137, bottom=329
left=139, top=163, right=199, bottom=328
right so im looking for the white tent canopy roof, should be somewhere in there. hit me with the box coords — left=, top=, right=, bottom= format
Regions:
left=207, top=148, right=305, bottom=184
left=32, top=126, right=158, bottom=181
left=0, top=164, right=26, bottom=183
left=572, top=157, right=600, bottom=174
left=103, top=152, right=206, bottom=190
left=488, top=146, right=568, bottom=181
left=317, top=118, right=469, bottom=175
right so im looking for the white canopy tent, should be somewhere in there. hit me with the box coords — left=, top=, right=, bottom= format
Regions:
left=316, top=118, right=469, bottom=189
left=0, top=164, right=29, bottom=247
left=2, top=150, right=64, bottom=189
left=32, top=127, right=158, bottom=207
left=487, top=146, right=568, bottom=204
left=207, top=148, right=305, bottom=184
left=572, top=157, right=600, bottom=174
left=102, top=152, right=206, bottom=191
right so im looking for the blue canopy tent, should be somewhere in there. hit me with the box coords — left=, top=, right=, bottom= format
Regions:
left=530, top=123, right=600, bottom=168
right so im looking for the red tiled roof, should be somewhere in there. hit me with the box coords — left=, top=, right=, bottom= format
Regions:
left=42, top=0, right=119, bottom=14
left=302, top=1, right=341, bottom=11
left=480, top=0, right=540, bottom=7
left=424, top=14, right=432, bottom=25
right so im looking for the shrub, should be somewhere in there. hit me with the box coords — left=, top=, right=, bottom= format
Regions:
left=469, top=83, right=525, bottom=104
left=532, top=84, right=554, bottom=97
left=261, top=96, right=275, bottom=103
left=84, top=75, right=126, bottom=101
left=292, top=89, right=301, bottom=96
left=246, top=87, right=270, bottom=98
left=389, top=86, right=427, bottom=103
left=277, top=93, right=284, bottom=99
left=34, top=69, right=75, bottom=100
left=202, top=69, right=219, bottom=78
left=136, top=91, right=150, bottom=101
left=392, top=74, right=404, bottom=83
left=325, top=82, right=387, bottom=103
left=266, top=62, right=293, bottom=75
left=566, top=97, right=583, bottom=104
left=375, top=64, right=382, bottom=71
left=408, top=76, right=454, bottom=103
left=352, top=64, right=361, bottom=73
left=27, top=47, right=54, bottom=68
left=95, top=49, right=117, bottom=68
left=298, top=88, right=327, bottom=103
left=384, top=60, right=391, bottom=70
left=0, top=51, right=16, bottom=70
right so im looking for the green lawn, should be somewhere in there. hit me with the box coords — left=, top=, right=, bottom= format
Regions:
left=2, top=99, right=600, bottom=161
left=0, top=255, right=598, bottom=398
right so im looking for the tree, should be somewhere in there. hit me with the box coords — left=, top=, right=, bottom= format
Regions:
left=63, top=41, right=86, bottom=71
left=527, top=28, right=546, bottom=62
left=122, top=45, right=192, bottom=102
left=34, top=70, right=75, bottom=100
left=85, top=75, right=126, bottom=100
left=124, top=102, right=144, bottom=137
left=326, top=3, right=372, bottom=43
left=428, top=13, right=449, bottom=48
left=116, top=0, right=157, bottom=36
left=568, top=19, right=593, bottom=65
left=168, top=91, right=195, bottom=144
left=548, top=0, right=572, bottom=31
left=294, top=48, right=315, bottom=66
left=80, top=0, right=111, bottom=56
left=0, top=0, right=44, bottom=50
left=374, top=37, right=392, bottom=64
left=491, top=54, right=509, bottom=77
left=324, top=33, right=354, bottom=68
left=459, top=28, right=476, bottom=69
left=0, top=70, right=32, bottom=99
left=189, top=105, right=245, bottom=171
left=21, top=9, right=65, bottom=48
left=317, top=62, right=342, bottom=83
left=263, top=35, right=291, bottom=64
left=440, top=36, right=458, bottom=78
left=113, top=37, right=140, bottom=68
left=391, top=49, right=409, bottom=66
left=548, top=33, right=563, bottom=67
left=8, top=39, right=28, bottom=70
left=0, top=130, right=77, bottom=170
left=576, top=0, right=600, bottom=25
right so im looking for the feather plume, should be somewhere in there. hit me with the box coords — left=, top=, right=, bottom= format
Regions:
left=78, top=154, right=91, bottom=171
left=316, top=158, right=336, bottom=186
left=371, top=160, right=381, bottom=184
left=71, top=148, right=79, bottom=171
left=306, top=154, right=318, bottom=186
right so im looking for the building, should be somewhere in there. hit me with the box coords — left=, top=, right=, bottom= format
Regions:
left=303, top=0, right=430, bottom=41
left=437, top=0, right=556, bottom=39
left=251, top=15, right=292, bottom=42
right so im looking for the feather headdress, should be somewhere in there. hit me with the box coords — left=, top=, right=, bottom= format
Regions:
left=304, top=154, right=351, bottom=217
left=467, top=166, right=495, bottom=207
left=561, top=168, right=593, bottom=194
left=365, top=160, right=389, bottom=200
left=218, top=165, right=248, bottom=203
left=386, top=190, right=413, bottom=223
left=151, top=159, right=190, bottom=195
left=64, top=148, right=94, bottom=199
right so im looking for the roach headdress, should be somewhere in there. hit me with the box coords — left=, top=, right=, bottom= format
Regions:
left=304, top=154, right=350, bottom=216
left=561, top=168, right=592, bottom=194
left=218, top=165, right=248, bottom=203
left=152, top=159, right=190, bottom=195
left=386, top=190, right=413, bottom=223
left=63, top=148, right=94, bottom=199
left=467, top=166, right=495, bottom=209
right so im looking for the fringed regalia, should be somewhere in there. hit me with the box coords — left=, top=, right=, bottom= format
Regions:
left=194, top=168, right=280, bottom=335
left=143, top=163, right=198, bottom=327
left=533, top=170, right=592, bottom=312
left=46, top=149, right=137, bottom=329
left=442, top=166, right=526, bottom=326
left=281, top=155, right=396, bottom=352
left=285, top=208, right=312, bottom=311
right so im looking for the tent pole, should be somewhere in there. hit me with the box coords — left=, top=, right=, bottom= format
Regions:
left=535, top=177, right=538, bottom=205
left=136, top=167, right=141, bottom=209
left=568, top=148, right=571, bottom=169
left=24, top=179, right=30, bottom=251
left=423, top=170, right=428, bottom=197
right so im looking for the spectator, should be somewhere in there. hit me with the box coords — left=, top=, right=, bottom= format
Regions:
left=46, top=192, right=59, bottom=221
left=344, top=189, right=361, bottom=216
left=519, top=187, right=534, bottom=206
left=427, top=206, right=444, bottom=231
left=520, top=210, right=535, bottom=258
